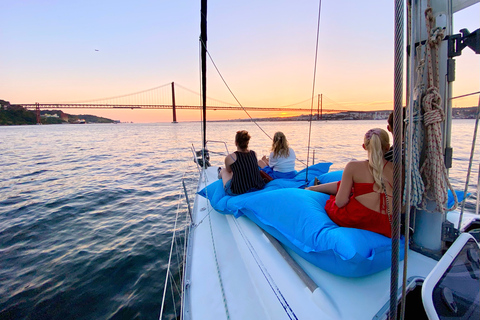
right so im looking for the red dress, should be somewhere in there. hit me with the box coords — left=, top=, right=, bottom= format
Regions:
left=325, top=181, right=392, bottom=238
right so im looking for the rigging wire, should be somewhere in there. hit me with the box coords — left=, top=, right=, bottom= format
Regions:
left=304, top=0, right=323, bottom=184
left=400, top=2, right=418, bottom=318
left=199, top=38, right=272, bottom=140
left=197, top=0, right=324, bottom=170
left=390, top=0, right=404, bottom=319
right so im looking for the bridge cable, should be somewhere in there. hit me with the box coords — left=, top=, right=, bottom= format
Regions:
left=304, top=0, right=323, bottom=184
left=59, top=83, right=171, bottom=104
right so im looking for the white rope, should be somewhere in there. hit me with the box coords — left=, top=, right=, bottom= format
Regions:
left=418, top=6, right=457, bottom=213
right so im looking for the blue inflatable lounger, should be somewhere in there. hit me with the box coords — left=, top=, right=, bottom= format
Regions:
left=198, top=164, right=404, bottom=277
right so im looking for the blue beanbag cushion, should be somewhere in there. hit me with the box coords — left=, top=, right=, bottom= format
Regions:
left=198, top=163, right=404, bottom=277
left=260, top=165, right=297, bottom=179
left=305, top=170, right=343, bottom=187
left=237, top=188, right=404, bottom=277
left=447, top=189, right=470, bottom=209
left=318, top=170, right=343, bottom=184
left=198, top=162, right=332, bottom=217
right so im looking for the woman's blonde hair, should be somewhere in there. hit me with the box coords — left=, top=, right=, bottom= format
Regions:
left=271, top=132, right=290, bottom=158
left=364, top=128, right=390, bottom=192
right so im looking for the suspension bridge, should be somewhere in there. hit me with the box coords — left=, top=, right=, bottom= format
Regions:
left=20, top=82, right=355, bottom=123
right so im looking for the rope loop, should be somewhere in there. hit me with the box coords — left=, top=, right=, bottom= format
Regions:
left=424, top=7, right=433, bottom=22
left=423, top=87, right=444, bottom=127
left=423, top=108, right=444, bottom=127
left=429, top=27, right=444, bottom=47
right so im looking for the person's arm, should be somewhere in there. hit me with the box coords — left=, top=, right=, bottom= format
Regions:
left=334, top=162, right=355, bottom=208
left=225, top=153, right=235, bottom=173
left=306, top=181, right=338, bottom=195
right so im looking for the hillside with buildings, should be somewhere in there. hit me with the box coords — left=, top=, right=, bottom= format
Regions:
left=0, top=100, right=115, bottom=125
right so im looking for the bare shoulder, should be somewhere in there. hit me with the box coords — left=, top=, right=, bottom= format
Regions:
left=225, top=152, right=236, bottom=165
left=345, top=160, right=368, bottom=171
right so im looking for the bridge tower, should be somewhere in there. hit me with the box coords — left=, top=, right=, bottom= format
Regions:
left=317, top=94, right=323, bottom=120
left=35, top=102, right=41, bottom=124
left=171, top=82, right=177, bottom=123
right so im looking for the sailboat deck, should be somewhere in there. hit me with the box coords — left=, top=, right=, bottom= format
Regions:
left=183, top=167, right=438, bottom=320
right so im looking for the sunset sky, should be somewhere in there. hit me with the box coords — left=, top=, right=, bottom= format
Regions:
left=1, top=1, right=479, bottom=123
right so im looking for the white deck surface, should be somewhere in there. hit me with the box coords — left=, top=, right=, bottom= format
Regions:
left=183, top=167, right=439, bottom=320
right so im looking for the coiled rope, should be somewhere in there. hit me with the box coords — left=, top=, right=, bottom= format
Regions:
left=403, top=43, right=426, bottom=209
left=418, top=5, right=457, bottom=213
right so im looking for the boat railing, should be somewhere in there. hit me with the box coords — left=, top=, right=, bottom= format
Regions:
left=191, top=140, right=230, bottom=172
left=159, top=175, right=192, bottom=320
left=205, top=140, right=230, bottom=155
left=190, top=145, right=201, bottom=174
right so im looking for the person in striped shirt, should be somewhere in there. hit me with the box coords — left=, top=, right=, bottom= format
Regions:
left=218, top=130, right=266, bottom=195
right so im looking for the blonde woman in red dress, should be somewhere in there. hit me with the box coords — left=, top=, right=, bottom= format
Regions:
left=306, top=128, right=394, bottom=237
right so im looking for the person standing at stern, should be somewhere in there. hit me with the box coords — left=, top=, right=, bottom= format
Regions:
left=218, top=130, right=266, bottom=196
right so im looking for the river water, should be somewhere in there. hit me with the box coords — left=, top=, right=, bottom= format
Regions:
left=0, top=120, right=478, bottom=319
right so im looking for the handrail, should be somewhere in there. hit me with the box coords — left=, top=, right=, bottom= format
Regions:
left=205, top=140, right=230, bottom=155
left=263, top=231, right=318, bottom=292
left=182, top=178, right=193, bottom=222
left=190, top=145, right=201, bottom=174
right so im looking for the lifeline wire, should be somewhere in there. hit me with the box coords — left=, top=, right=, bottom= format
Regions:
left=159, top=186, right=184, bottom=319
left=458, top=94, right=480, bottom=229
left=305, top=0, right=322, bottom=184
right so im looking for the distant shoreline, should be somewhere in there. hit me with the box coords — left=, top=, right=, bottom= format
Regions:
left=208, top=106, right=479, bottom=123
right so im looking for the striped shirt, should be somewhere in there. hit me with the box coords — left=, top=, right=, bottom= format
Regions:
left=230, top=151, right=265, bottom=195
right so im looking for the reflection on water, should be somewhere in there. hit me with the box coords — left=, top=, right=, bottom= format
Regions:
left=0, top=120, right=478, bottom=319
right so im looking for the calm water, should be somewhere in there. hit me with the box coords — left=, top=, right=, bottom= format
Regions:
left=1, top=120, right=478, bottom=319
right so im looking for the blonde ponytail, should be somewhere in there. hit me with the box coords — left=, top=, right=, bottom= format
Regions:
left=364, top=128, right=390, bottom=192
left=271, top=132, right=290, bottom=158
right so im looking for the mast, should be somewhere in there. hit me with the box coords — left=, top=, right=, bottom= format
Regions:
left=200, top=0, right=207, bottom=150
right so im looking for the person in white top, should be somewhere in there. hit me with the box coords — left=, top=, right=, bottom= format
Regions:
left=258, top=132, right=296, bottom=179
